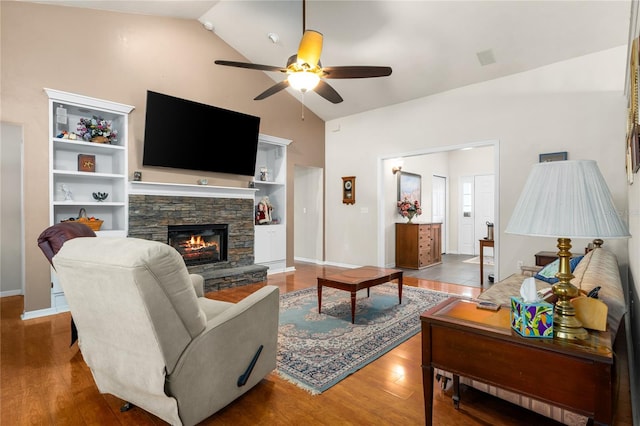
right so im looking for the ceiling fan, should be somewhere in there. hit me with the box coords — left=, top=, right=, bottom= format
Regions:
left=214, top=0, right=392, bottom=104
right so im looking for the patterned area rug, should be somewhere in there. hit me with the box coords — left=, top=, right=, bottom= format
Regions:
left=276, top=283, right=450, bottom=394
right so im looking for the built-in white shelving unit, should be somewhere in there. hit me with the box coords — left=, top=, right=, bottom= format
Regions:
left=45, top=88, right=134, bottom=311
left=253, top=134, right=292, bottom=274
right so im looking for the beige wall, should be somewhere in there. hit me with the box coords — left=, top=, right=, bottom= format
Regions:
left=325, top=46, right=630, bottom=277
left=0, top=2, right=325, bottom=313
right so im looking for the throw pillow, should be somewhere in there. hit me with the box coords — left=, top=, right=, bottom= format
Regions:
left=534, top=255, right=584, bottom=284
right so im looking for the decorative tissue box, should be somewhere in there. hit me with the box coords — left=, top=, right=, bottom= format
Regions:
left=510, top=296, right=554, bottom=338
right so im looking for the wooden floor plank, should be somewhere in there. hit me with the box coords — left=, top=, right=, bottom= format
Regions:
left=1, top=262, right=632, bottom=426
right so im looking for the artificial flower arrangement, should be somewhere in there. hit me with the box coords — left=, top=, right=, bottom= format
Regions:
left=76, top=115, right=117, bottom=143
left=397, top=198, right=422, bottom=221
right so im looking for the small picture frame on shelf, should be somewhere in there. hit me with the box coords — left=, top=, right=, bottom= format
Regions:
left=77, top=154, right=96, bottom=172
left=539, top=152, right=567, bottom=163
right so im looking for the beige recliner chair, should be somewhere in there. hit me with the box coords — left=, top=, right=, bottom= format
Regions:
left=52, top=236, right=279, bottom=426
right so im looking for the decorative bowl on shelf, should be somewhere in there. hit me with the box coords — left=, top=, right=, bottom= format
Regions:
left=92, top=192, right=109, bottom=202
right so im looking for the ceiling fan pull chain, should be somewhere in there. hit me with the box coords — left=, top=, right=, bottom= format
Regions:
left=301, top=92, right=305, bottom=120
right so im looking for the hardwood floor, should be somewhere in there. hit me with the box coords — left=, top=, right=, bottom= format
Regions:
left=1, top=262, right=632, bottom=425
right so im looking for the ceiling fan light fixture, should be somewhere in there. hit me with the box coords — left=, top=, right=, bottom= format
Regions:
left=288, top=71, right=320, bottom=92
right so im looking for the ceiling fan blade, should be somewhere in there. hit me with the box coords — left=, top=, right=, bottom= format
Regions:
left=297, top=30, right=323, bottom=68
left=254, top=80, right=290, bottom=100
left=322, top=66, right=393, bottom=79
left=215, top=60, right=286, bottom=73
left=313, top=80, right=343, bottom=104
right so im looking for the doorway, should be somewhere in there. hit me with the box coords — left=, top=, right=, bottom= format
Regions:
left=379, top=140, right=499, bottom=280
left=459, top=176, right=474, bottom=255
left=473, top=174, right=495, bottom=255
left=293, top=165, right=323, bottom=264
left=1, top=122, right=24, bottom=297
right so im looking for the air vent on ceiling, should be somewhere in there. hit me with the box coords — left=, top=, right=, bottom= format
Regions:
left=476, top=49, right=496, bottom=66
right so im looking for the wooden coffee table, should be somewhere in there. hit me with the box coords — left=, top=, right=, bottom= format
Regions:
left=317, top=266, right=403, bottom=323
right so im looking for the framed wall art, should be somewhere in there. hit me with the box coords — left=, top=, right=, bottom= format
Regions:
left=626, top=37, right=639, bottom=184
left=397, top=171, right=421, bottom=202
left=539, top=152, right=568, bottom=163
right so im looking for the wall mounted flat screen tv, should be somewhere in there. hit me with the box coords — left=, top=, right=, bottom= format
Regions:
left=142, top=90, right=261, bottom=176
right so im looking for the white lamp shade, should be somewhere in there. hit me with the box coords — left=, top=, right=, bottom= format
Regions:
left=505, top=160, right=630, bottom=239
left=288, top=72, right=320, bottom=91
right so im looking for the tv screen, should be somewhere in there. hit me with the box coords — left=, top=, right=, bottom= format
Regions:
left=142, top=91, right=260, bottom=177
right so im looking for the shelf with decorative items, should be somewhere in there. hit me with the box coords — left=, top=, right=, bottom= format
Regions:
left=46, top=88, right=133, bottom=235
left=253, top=134, right=292, bottom=274
left=46, top=88, right=134, bottom=312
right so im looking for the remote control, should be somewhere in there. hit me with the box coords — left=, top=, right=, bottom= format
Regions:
left=476, top=301, right=500, bottom=311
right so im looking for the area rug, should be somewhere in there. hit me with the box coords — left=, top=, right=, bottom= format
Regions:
left=463, top=255, right=494, bottom=265
left=276, top=283, right=450, bottom=394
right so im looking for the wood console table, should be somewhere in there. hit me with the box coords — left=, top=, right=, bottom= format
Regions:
left=421, top=298, right=615, bottom=426
left=479, top=239, right=493, bottom=285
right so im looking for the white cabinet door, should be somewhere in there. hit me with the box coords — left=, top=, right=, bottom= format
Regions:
left=254, top=226, right=272, bottom=264
left=254, top=224, right=286, bottom=273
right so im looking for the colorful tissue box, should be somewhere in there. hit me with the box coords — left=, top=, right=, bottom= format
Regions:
left=510, top=297, right=554, bottom=338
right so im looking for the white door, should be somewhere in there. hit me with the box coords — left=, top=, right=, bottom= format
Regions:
left=431, top=175, right=446, bottom=253
left=474, top=174, right=495, bottom=256
left=458, top=176, right=474, bottom=255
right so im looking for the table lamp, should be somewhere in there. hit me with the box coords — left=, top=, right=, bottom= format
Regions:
left=505, top=160, right=630, bottom=340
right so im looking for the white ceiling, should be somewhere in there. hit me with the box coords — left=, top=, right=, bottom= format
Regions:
left=28, top=1, right=632, bottom=121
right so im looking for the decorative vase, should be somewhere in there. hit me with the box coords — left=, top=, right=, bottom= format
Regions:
left=406, top=211, right=416, bottom=223
left=91, top=135, right=109, bottom=144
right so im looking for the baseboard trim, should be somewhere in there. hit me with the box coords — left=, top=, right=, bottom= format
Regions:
left=0, top=289, right=22, bottom=298
left=21, top=305, right=69, bottom=320
left=293, top=256, right=323, bottom=265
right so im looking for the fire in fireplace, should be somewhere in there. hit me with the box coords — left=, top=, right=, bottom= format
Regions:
left=168, top=224, right=228, bottom=266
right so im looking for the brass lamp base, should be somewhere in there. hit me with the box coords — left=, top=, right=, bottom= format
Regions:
left=551, top=238, right=588, bottom=340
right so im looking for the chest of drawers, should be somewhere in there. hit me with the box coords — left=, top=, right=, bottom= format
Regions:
left=395, top=223, right=442, bottom=269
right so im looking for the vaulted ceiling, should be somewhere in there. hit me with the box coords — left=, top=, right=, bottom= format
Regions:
left=27, top=1, right=632, bottom=121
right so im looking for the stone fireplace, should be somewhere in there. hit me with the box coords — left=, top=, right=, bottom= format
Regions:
left=128, top=182, right=266, bottom=292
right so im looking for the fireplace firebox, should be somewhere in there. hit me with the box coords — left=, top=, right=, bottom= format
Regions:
left=168, top=224, right=228, bottom=266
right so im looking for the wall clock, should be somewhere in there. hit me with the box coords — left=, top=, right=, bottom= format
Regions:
left=342, top=176, right=355, bottom=204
